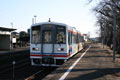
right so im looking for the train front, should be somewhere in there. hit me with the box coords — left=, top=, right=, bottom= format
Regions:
left=30, top=22, right=68, bottom=66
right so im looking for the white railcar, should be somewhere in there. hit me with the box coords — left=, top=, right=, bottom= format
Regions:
left=30, top=22, right=84, bottom=66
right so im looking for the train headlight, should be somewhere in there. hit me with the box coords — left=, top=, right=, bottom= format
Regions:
left=33, top=48, right=39, bottom=51
left=57, top=48, right=61, bottom=51
left=57, top=48, right=64, bottom=51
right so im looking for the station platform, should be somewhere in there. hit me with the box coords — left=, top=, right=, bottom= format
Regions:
left=0, top=47, right=29, bottom=55
left=43, top=43, right=120, bottom=80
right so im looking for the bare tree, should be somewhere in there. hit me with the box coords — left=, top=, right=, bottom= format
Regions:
left=92, top=0, right=120, bottom=53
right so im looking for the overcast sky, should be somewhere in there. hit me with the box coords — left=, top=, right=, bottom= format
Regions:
left=0, top=0, right=99, bottom=37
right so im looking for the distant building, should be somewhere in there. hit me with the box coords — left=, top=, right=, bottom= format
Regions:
left=83, top=34, right=88, bottom=42
left=0, top=27, right=16, bottom=50
left=89, top=37, right=100, bottom=43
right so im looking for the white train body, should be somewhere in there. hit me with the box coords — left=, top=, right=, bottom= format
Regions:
left=30, top=22, right=84, bottom=66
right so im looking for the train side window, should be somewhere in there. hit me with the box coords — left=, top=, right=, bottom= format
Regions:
left=32, top=26, right=41, bottom=44
left=73, top=35, right=75, bottom=43
left=75, top=35, right=77, bottom=43
left=72, top=35, right=75, bottom=43
left=77, top=34, right=79, bottom=43
left=79, top=35, right=80, bottom=43
left=73, top=34, right=77, bottom=44
left=68, top=32, right=70, bottom=45
left=71, top=32, right=72, bottom=44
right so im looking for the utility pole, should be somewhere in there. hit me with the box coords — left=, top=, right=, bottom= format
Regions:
left=32, top=18, right=34, bottom=24
left=11, top=22, right=13, bottom=28
left=100, top=22, right=104, bottom=48
left=34, top=15, right=37, bottom=23
left=112, top=0, right=116, bottom=62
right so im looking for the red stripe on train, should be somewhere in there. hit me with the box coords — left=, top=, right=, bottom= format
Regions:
left=68, top=30, right=72, bottom=32
left=30, top=54, right=40, bottom=57
left=68, top=30, right=77, bottom=35
left=30, top=54, right=68, bottom=57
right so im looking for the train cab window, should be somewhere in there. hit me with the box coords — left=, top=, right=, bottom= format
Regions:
left=43, top=31, right=52, bottom=43
left=32, top=26, right=41, bottom=44
left=56, top=25, right=66, bottom=44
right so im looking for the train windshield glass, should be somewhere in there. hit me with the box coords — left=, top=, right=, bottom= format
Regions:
left=56, top=25, right=66, bottom=44
left=31, top=26, right=41, bottom=44
left=43, top=31, right=52, bottom=43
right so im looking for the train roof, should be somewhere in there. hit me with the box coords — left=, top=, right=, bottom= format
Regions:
left=31, top=22, right=83, bottom=35
left=31, top=22, right=68, bottom=27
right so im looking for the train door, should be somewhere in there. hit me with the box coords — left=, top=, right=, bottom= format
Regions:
left=41, top=29, right=54, bottom=65
left=43, top=30, right=52, bottom=54
left=42, top=30, right=53, bottom=54
left=68, top=30, right=72, bottom=56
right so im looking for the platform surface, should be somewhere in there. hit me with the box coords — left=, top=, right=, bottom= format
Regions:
left=43, top=43, right=120, bottom=80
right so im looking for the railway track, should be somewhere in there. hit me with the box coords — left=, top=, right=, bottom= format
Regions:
left=0, top=58, right=57, bottom=80
left=0, top=59, right=30, bottom=73
left=0, top=49, right=57, bottom=80
left=25, top=67, right=57, bottom=80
